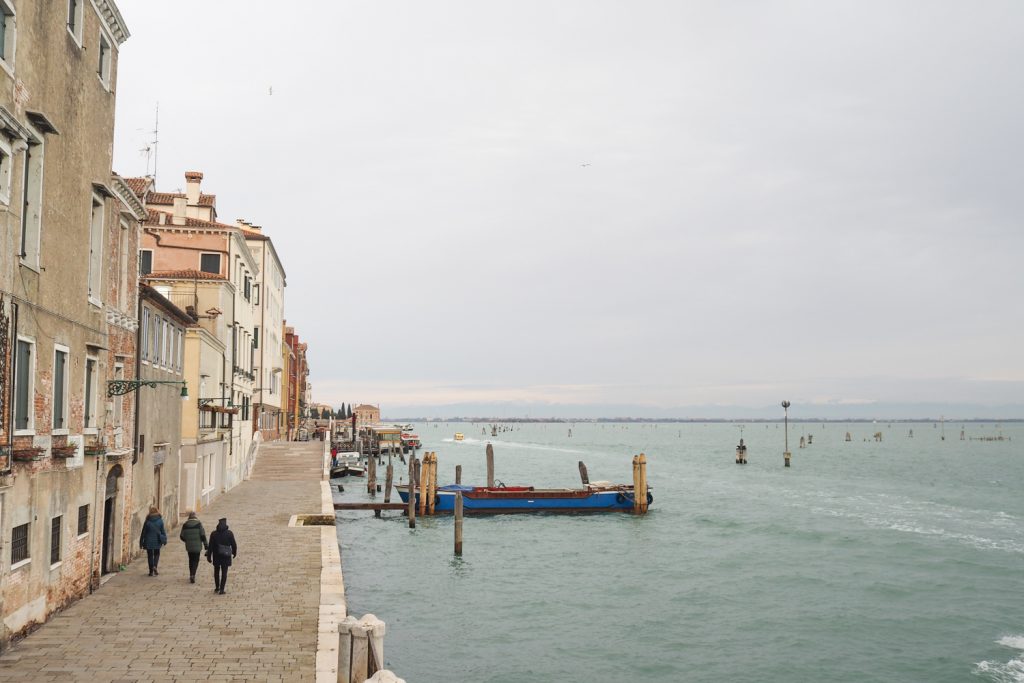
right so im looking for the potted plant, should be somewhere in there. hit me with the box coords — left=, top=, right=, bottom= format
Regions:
left=84, top=438, right=107, bottom=457
left=12, top=446, right=45, bottom=462
left=52, top=439, right=80, bottom=458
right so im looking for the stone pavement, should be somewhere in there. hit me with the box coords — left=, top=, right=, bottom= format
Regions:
left=0, top=441, right=326, bottom=683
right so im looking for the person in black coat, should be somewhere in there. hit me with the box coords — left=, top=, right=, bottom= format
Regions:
left=139, top=507, right=168, bottom=576
left=206, top=517, right=237, bottom=594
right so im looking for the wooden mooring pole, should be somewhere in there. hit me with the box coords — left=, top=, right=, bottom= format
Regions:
left=407, top=457, right=417, bottom=529
left=454, top=492, right=464, bottom=556
left=384, top=464, right=394, bottom=503
left=632, top=453, right=649, bottom=515
left=455, top=464, right=462, bottom=485
left=418, top=455, right=429, bottom=517
left=486, top=443, right=495, bottom=488
left=427, top=452, right=438, bottom=516
left=578, top=461, right=589, bottom=485
left=367, top=455, right=377, bottom=495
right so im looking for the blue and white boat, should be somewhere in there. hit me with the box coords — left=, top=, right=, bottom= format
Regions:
left=396, top=482, right=652, bottom=514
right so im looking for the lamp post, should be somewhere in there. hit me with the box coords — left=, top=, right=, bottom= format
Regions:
left=781, top=401, right=791, bottom=467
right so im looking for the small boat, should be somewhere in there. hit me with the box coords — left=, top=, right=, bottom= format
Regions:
left=330, top=452, right=365, bottom=478
left=453, top=433, right=464, bottom=441
left=401, top=433, right=422, bottom=453
left=395, top=482, right=651, bottom=514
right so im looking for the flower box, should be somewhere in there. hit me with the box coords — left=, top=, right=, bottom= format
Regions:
left=84, top=447, right=106, bottom=457
left=13, top=447, right=45, bottom=462
left=52, top=445, right=79, bottom=458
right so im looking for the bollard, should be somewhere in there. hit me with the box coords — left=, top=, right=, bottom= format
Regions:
left=454, top=492, right=464, bottom=556
left=486, top=443, right=495, bottom=488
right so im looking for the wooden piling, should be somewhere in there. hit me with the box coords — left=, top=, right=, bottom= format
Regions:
left=407, top=457, right=416, bottom=529
left=418, top=455, right=429, bottom=517
left=455, top=464, right=462, bottom=485
left=454, top=492, right=464, bottom=556
left=367, top=456, right=376, bottom=495
left=427, top=452, right=438, bottom=516
left=638, top=453, right=648, bottom=514
left=486, top=443, right=495, bottom=488
left=784, top=451, right=791, bottom=467
left=384, top=464, right=393, bottom=503
left=578, top=461, right=589, bottom=485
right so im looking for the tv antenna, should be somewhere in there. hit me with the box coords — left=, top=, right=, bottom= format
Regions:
left=139, top=103, right=160, bottom=180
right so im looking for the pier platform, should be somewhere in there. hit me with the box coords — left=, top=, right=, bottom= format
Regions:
left=0, top=441, right=329, bottom=683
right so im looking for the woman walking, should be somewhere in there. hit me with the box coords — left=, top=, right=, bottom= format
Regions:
left=178, top=511, right=208, bottom=584
left=139, top=506, right=168, bottom=576
left=206, top=517, right=237, bottom=594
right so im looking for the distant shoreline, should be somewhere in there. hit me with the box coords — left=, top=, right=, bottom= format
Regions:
left=383, top=417, right=1023, bottom=424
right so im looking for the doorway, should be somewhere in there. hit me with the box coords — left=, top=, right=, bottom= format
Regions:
left=101, top=465, right=122, bottom=574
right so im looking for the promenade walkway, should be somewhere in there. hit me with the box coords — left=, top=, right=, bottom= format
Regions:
left=0, top=441, right=326, bottom=683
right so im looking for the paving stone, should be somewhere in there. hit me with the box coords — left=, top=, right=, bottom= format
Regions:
left=0, top=442, right=324, bottom=682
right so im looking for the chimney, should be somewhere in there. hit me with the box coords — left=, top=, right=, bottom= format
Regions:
left=185, top=171, right=203, bottom=206
left=172, top=197, right=187, bottom=225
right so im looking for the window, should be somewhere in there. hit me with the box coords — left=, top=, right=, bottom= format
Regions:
left=84, top=357, right=97, bottom=430
left=19, top=131, right=43, bottom=268
left=14, top=337, right=33, bottom=432
left=88, top=194, right=103, bottom=303
left=0, top=138, right=11, bottom=205
left=139, top=249, right=152, bottom=276
left=97, top=34, right=111, bottom=87
left=67, top=0, right=83, bottom=44
left=253, top=284, right=260, bottom=305
left=112, top=364, right=123, bottom=428
left=176, top=328, right=183, bottom=371
left=140, top=307, right=150, bottom=361
left=50, top=516, right=61, bottom=564
left=159, top=318, right=167, bottom=366
left=243, top=275, right=251, bottom=301
left=53, top=347, right=68, bottom=431
left=77, top=504, right=89, bottom=535
left=0, top=0, right=15, bottom=68
left=11, top=522, right=28, bottom=565
left=118, top=219, right=130, bottom=306
left=253, top=326, right=259, bottom=349
left=199, top=253, right=220, bottom=275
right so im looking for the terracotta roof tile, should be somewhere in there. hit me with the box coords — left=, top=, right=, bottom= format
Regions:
left=144, top=269, right=225, bottom=281
left=143, top=208, right=237, bottom=231
left=147, top=191, right=216, bottom=207
left=123, top=177, right=151, bottom=197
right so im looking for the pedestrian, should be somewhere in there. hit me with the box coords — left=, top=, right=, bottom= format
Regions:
left=178, top=511, right=208, bottom=584
left=139, top=506, right=168, bottom=576
left=206, top=517, right=237, bottom=594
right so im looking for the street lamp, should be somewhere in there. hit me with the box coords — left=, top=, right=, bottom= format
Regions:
left=108, top=379, right=188, bottom=400
left=781, top=401, right=791, bottom=467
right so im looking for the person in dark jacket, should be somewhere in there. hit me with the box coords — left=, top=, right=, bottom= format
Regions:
left=206, top=517, right=237, bottom=594
left=139, top=506, right=168, bottom=576
left=178, top=511, right=208, bottom=584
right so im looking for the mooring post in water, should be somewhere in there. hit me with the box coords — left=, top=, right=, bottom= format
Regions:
left=486, top=443, right=495, bottom=488
left=418, top=455, right=429, bottom=517
left=578, top=460, right=589, bottom=485
left=455, top=464, right=462, bottom=485
left=454, top=492, right=464, bottom=555
left=367, top=456, right=377, bottom=495
left=736, top=438, right=747, bottom=465
left=845, top=431, right=852, bottom=442
left=408, top=457, right=417, bottom=529
left=799, top=436, right=806, bottom=449
left=427, top=452, right=438, bottom=516
left=631, top=453, right=649, bottom=514
left=384, top=464, right=394, bottom=504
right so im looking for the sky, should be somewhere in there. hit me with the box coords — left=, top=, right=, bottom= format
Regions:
left=112, top=1, right=1024, bottom=418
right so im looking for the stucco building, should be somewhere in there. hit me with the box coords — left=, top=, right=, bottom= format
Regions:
left=0, top=1, right=139, bottom=647
left=353, top=404, right=381, bottom=428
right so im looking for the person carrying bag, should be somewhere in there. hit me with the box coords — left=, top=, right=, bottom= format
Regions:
left=206, top=517, right=237, bottom=594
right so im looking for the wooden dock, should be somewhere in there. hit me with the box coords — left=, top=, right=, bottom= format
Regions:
left=333, top=502, right=407, bottom=511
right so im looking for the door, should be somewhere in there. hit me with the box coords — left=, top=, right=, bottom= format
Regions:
left=101, top=497, right=113, bottom=574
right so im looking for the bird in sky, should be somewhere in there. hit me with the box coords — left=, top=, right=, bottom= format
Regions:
left=580, top=163, right=591, bottom=167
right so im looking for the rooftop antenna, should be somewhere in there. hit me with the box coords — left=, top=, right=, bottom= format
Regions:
left=138, top=102, right=159, bottom=181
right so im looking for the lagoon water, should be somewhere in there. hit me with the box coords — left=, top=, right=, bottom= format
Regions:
left=333, top=421, right=1024, bottom=682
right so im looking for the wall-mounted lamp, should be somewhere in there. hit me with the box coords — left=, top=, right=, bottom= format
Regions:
left=108, top=380, right=189, bottom=401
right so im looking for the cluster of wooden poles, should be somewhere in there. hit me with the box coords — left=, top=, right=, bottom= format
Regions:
left=632, top=453, right=649, bottom=515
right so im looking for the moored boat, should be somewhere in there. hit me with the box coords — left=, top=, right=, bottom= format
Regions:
left=453, top=433, right=464, bottom=441
left=396, top=482, right=652, bottom=514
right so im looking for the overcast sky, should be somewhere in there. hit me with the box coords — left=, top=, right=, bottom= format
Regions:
left=112, top=1, right=1024, bottom=416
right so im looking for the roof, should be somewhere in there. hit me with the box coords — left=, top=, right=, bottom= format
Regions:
left=143, top=208, right=236, bottom=231
left=144, top=269, right=226, bottom=281
left=123, top=177, right=151, bottom=197
left=139, top=284, right=197, bottom=325
left=354, top=404, right=379, bottom=411
left=147, top=191, right=216, bottom=207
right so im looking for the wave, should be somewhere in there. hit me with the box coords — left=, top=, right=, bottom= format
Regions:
left=439, top=436, right=586, bottom=454
left=974, top=635, right=1024, bottom=682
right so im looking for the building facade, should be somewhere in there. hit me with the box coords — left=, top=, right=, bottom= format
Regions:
left=0, top=1, right=135, bottom=647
